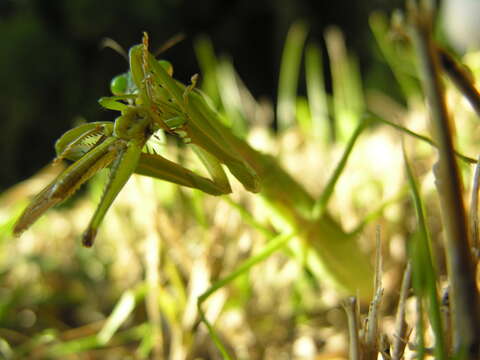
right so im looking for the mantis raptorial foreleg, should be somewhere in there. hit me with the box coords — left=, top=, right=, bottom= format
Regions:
left=190, top=144, right=231, bottom=193
left=128, top=43, right=260, bottom=192
left=13, top=32, right=260, bottom=245
left=54, top=122, right=114, bottom=162
left=135, top=153, right=231, bottom=196
left=13, top=135, right=119, bottom=236
left=82, top=137, right=142, bottom=246
left=53, top=121, right=232, bottom=197
left=14, top=99, right=234, bottom=243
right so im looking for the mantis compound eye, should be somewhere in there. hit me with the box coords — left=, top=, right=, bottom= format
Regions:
left=110, top=73, right=128, bottom=95
left=158, top=60, right=173, bottom=76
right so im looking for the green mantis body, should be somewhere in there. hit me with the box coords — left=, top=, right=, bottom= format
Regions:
left=14, top=34, right=259, bottom=246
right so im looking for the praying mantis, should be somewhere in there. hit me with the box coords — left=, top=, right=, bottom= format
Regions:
left=13, top=33, right=260, bottom=247
left=13, top=32, right=374, bottom=298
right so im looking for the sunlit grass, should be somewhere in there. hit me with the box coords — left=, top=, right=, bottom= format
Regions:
left=1, top=5, right=480, bottom=359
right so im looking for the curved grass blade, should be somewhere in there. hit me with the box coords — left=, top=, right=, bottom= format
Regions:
left=368, top=113, right=476, bottom=164
left=277, top=21, right=308, bottom=131
left=312, top=117, right=369, bottom=218
left=404, top=145, right=446, bottom=360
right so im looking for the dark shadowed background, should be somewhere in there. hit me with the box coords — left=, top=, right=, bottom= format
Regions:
left=0, top=0, right=402, bottom=190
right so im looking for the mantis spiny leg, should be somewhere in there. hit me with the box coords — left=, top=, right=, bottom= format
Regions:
left=82, top=139, right=143, bottom=246
left=14, top=136, right=119, bottom=236
left=55, top=122, right=114, bottom=162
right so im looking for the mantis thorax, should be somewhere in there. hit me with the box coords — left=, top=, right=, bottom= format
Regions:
left=113, top=106, right=153, bottom=144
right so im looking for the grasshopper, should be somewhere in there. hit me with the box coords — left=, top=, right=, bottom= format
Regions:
left=13, top=33, right=260, bottom=246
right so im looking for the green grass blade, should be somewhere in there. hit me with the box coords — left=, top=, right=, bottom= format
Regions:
left=409, top=5, right=480, bottom=353
left=0, top=338, right=13, bottom=359
left=136, top=324, right=154, bottom=359
left=222, top=195, right=277, bottom=238
left=350, top=187, right=408, bottom=236
left=194, top=35, right=220, bottom=103
left=305, top=42, right=330, bottom=142
left=312, top=118, right=368, bottom=218
left=404, top=147, right=446, bottom=360
left=45, top=324, right=149, bottom=357
left=369, top=12, right=419, bottom=100
left=97, top=284, right=146, bottom=345
left=368, top=113, right=476, bottom=164
left=217, top=57, right=248, bottom=136
left=277, top=21, right=308, bottom=132
left=325, top=27, right=364, bottom=141
left=412, top=274, right=426, bottom=360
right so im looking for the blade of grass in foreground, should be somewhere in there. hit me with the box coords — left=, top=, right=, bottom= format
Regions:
left=197, top=232, right=295, bottom=359
left=404, top=146, right=446, bottom=360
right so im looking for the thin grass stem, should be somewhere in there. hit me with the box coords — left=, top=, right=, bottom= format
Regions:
left=313, top=118, right=368, bottom=218
left=368, top=113, right=477, bottom=164
left=404, top=144, right=446, bottom=360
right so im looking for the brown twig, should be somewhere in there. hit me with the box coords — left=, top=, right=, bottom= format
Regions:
left=438, top=47, right=480, bottom=118
left=342, top=297, right=361, bottom=360
left=408, top=1, right=480, bottom=357
left=392, top=262, right=412, bottom=360
left=364, top=226, right=384, bottom=360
